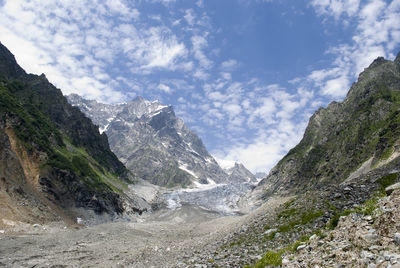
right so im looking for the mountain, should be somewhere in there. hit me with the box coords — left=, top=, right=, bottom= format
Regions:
left=223, top=162, right=257, bottom=183
left=67, top=94, right=233, bottom=187
left=0, top=42, right=149, bottom=224
left=248, top=53, right=400, bottom=201
left=254, top=172, right=267, bottom=180
left=207, top=53, right=400, bottom=267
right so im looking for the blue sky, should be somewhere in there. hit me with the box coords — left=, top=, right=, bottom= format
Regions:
left=0, top=0, right=399, bottom=173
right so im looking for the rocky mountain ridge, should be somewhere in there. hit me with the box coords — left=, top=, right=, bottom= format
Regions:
left=0, top=42, right=149, bottom=225
left=67, top=94, right=251, bottom=188
left=251, top=53, right=400, bottom=199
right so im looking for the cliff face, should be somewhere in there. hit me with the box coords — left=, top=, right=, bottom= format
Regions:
left=0, top=42, right=148, bottom=223
left=258, top=53, right=400, bottom=196
left=67, top=94, right=233, bottom=187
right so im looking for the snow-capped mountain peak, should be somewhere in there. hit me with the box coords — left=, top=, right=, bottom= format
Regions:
left=67, top=94, right=250, bottom=187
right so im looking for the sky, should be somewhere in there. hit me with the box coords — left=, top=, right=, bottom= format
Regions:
left=0, top=0, right=400, bottom=173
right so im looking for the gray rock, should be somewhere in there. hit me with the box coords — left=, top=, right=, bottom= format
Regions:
left=309, top=234, right=318, bottom=240
left=263, top=228, right=277, bottom=235
left=394, top=233, right=400, bottom=245
left=296, top=244, right=307, bottom=251
left=362, top=233, right=379, bottom=243
left=385, top=182, right=400, bottom=195
left=383, top=251, right=400, bottom=261
left=334, top=193, right=342, bottom=198
left=341, top=244, right=352, bottom=251
left=361, top=250, right=375, bottom=259
left=363, top=215, right=373, bottom=221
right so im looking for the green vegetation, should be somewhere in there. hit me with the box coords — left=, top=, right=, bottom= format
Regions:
left=277, top=207, right=297, bottom=219
left=277, top=209, right=323, bottom=233
left=0, top=82, right=125, bottom=195
left=263, top=230, right=277, bottom=241
left=289, top=235, right=309, bottom=252
left=376, top=173, right=398, bottom=189
left=50, top=144, right=124, bottom=193
left=274, top=81, right=400, bottom=191
left=245, top=251, right=282, bottom=268
left=327, top=192, right=385, bottom=229
left=0, top=84, right=63, bottom=153
left=326, top=209, right=353, bottom=230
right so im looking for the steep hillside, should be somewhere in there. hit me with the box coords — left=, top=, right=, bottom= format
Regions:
left=186, top=53, right=400, bottom=267
left=257, top=53, right=400, bottom=196
left=67, top=94, right=232, bottom=187
left=0, top=42, right=148, bottom=225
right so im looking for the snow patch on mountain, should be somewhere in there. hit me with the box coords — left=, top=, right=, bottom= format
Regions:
left=179, top=164, right=198, bottom=179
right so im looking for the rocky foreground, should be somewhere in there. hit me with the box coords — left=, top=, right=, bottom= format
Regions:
left=281, top=187, right=400, bottom=267
left=0, top=197, right=287, bottom=268
left=1, top=186, right=400, bottom=267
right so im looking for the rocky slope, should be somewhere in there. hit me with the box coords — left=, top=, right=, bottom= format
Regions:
left=252, top=52, right=400, bottom=199
left=67, top=94, right=233, bottom=187
left=282, top=186, right=400, bottom=267
left=0, top=42, right=149, bottom=225
left=192, top=53, right=400, bottom=267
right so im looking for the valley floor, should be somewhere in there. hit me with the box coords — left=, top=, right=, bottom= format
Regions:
left=0, top=197, right=287, bottom=267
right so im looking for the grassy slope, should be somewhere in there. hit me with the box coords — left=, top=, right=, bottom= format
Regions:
left=0, top=81, right=128, bottom=198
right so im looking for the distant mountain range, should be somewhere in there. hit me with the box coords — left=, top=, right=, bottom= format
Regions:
left=67, top=94, right=255, bottom=187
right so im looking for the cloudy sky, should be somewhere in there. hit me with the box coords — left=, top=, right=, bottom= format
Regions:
left=1, top=0, right=399, bottom=173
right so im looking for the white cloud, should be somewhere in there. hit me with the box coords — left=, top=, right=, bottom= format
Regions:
left=222, top=103, right=242, bottom=117
left=220, top=72, right=232, bottom=80
left=305, top=0, right=400, bottom=98
left=126, top=27, right=187, bottom=71
left=221, top=59, right=238, bottom=70
left=311, top=0, right=361, bottom=20
left=0, top=0, right=190, bottom=103
left=249, top=97, right=277, bottom=125
left=158, top=83, right=172, bottom=94
left=213, top=122, right=306, bottom=173
left=215, top=158, right=236, bottom=170
left=106, top=0, right=140, bottom=19
left=184, top=9, right=196, bottom=25
left=191, top=35, right=213, bottom=69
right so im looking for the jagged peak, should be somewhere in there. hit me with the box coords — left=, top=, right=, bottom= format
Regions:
left=368, top=56, right=387, bottom=69
left=0, top=41, right=26, bottom=79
